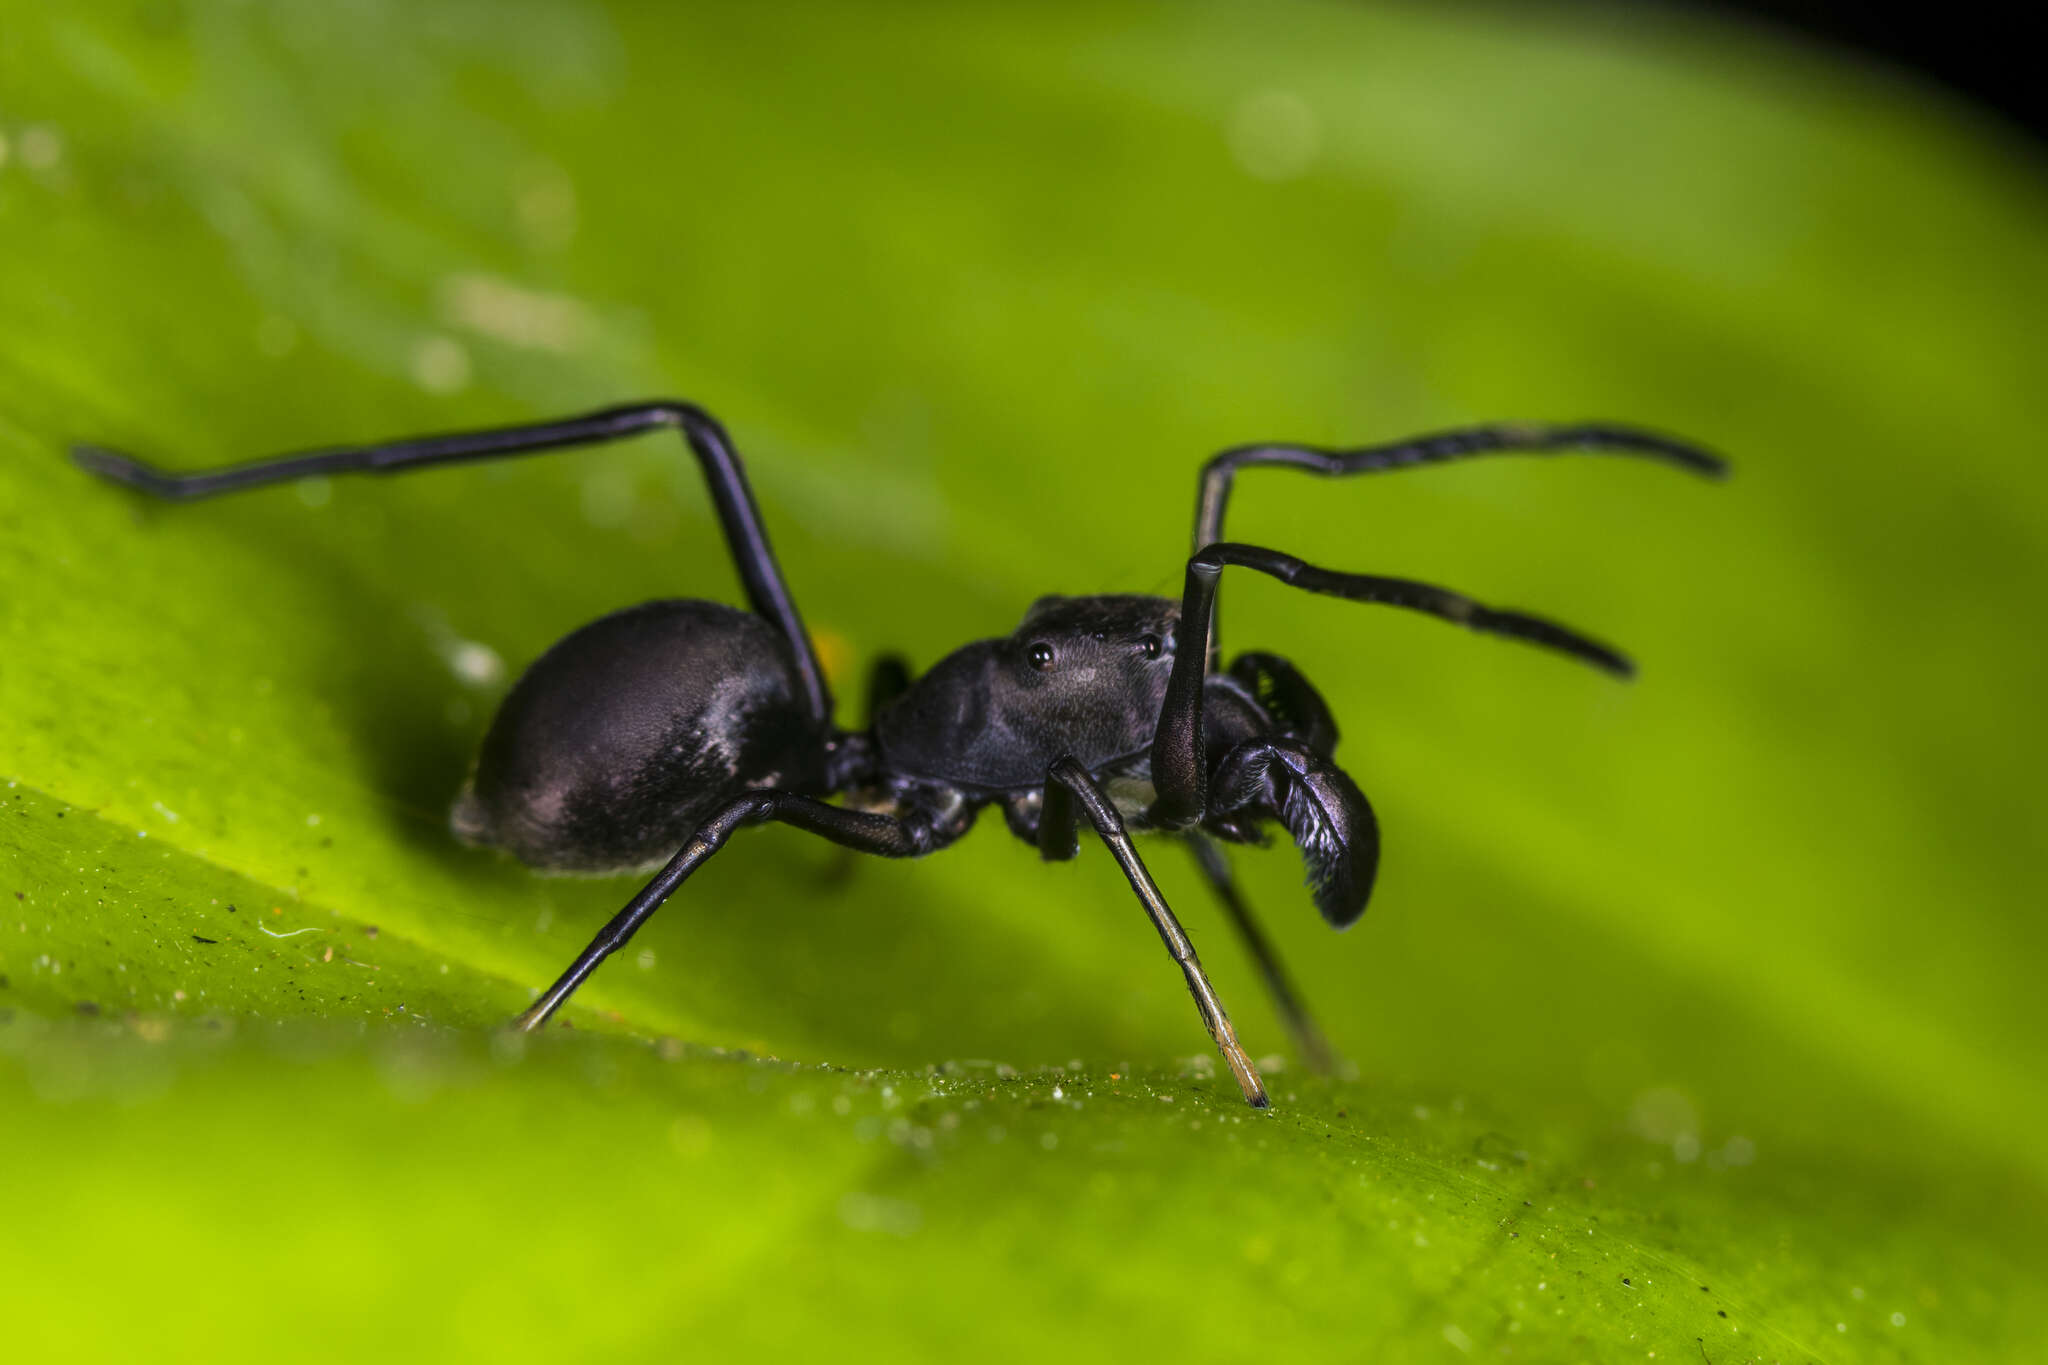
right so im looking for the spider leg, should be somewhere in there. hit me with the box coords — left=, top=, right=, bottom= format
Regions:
left=1150, top=541, right=1631, bottom=828
left=864, top=653, right=914, bottom=723
left=813, top=653, right=922, bottom=887
left=1035, top=772, right=1080, bottom=862
left=1195, top=421, right=1725, bottom=551
left=1192, top=422, right=1723, bottom=660
left=1045, top=757, right=1268, bottom=1109
left=512, top=791, right=952, bottom=1032
left=74, top=401, right=833, bottom=724
left=1185, top=833, right=1340, bottom=1076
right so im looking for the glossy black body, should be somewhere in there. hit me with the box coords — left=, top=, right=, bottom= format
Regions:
left=877, top=594, right=1178, bottom=790
left=452, top=599, right=829, bottom=872
left=867, top=590, right=1378, bottom=924
left=75, top=399, right=1723, bottom=1107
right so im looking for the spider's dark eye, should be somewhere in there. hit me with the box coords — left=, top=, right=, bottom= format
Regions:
left=1027, top=642, right=1055, bottom=671
left=1138, top=634, right=1163, bottom=659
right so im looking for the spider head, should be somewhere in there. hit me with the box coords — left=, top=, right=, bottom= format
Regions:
left=873, top=594, right=1180, bottom=787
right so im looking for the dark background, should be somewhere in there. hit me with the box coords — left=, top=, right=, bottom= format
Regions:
left=1686, top=1, right=2040, bottom=143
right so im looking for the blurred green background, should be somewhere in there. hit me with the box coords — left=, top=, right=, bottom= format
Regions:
left=3, top=1, right=2045, bottom=1359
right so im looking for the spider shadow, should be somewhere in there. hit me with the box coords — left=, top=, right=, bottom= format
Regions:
left=329, top=658, right=485, bottom=863
left=152, top=493, right=510, bottom=871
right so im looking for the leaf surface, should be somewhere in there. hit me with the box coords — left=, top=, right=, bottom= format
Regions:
left=3, top=2, right=2045, bottom=1359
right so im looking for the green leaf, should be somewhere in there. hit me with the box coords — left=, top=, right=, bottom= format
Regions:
left=3, top=2, right=2044, bottom=1359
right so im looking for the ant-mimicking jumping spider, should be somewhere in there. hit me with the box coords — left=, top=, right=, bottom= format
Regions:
left=76, top=401, right=1722, bottom=1106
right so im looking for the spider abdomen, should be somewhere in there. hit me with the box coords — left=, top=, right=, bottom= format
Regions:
left=452, top=598, right=827, bottom=873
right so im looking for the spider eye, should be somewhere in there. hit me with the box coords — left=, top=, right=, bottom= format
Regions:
left=1138, top=634, right=1163, bottom=659
left=1027, top=642, right=1055, bottom=671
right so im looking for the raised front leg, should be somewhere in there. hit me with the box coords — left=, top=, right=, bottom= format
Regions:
left=75, top=401, right=834, bottom=725
left=1191, top=423, right=1724, bottom=662
left=1044, top=757, right=1268, bottom=1109
left=1194, top=422, right=1725, bottom=551
left=1148, top=541, right=1634, bottom=829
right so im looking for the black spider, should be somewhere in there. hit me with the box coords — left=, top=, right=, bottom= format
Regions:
left=75, top=401, right=1723, bottom=1107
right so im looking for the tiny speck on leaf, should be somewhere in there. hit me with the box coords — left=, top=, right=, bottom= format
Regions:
left=191, top=934, right=217, bottom=944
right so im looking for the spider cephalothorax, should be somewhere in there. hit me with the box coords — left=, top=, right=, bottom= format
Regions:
left=77, top=400, right=1722, bottom=1107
